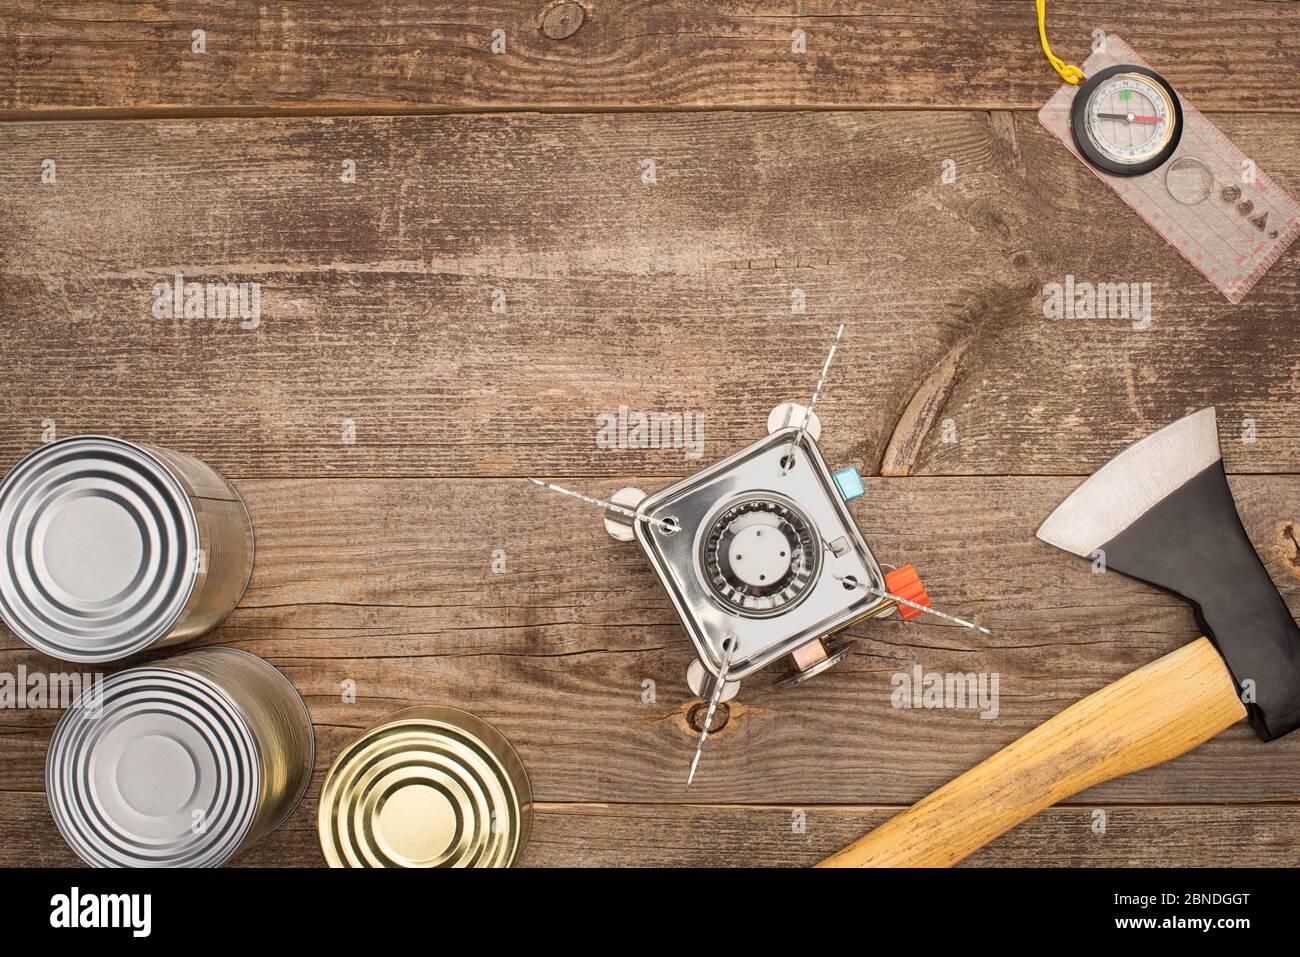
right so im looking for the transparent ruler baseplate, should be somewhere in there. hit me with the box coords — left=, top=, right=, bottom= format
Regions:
left=1039, top=36, right=1300, bottom=304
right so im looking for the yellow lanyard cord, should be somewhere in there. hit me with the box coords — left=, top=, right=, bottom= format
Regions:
left=1036, top=0, right=1085, bottom=84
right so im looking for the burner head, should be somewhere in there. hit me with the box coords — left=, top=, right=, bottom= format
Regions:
left=701, top=496, right=819, bottom=616
left=630, top=427, right=890, bottom=682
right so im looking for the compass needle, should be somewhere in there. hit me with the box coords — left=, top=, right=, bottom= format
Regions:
left=1073, top=66, right=1183, bottom=176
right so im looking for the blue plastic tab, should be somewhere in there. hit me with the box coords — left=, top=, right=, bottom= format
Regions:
left=832, top=466, right=864, bottom=502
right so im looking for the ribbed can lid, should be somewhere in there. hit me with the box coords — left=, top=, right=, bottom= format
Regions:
left=319, top=707, right=531, bottom=868
left=46, top=666, right=260, bottom=868
left=0, top=436, right=198, bottom=662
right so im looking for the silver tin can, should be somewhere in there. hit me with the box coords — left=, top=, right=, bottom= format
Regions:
left=0, top=436, right=254, bottom=663
left=46, top=647, right=314, bottom=868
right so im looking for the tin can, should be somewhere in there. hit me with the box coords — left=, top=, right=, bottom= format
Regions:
left=46, top=646, right=314, bottom=868
left=318, top=706, right=532, bottom=868
left=0, top=436, right=254, bottom=663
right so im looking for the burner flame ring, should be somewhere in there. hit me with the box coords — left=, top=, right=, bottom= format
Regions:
left=699, top=495, right=819, bottom=617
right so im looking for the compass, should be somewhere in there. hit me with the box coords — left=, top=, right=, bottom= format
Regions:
left=1070, top=64, right=1183, bottom=176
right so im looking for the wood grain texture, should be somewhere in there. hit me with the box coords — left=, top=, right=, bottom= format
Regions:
left=2, top=791, right=1296, bottom=868
left=2, top=3, right=1298, bottom=870
left=1, top=1, right=1298, bottom=115
left=2, top=476, right=1297, bottom=828
left=819, top=638, right=1247, bottom=867
left=524, top=802, right=1300, bottom=868
left=1, top=110, right=1297, bottom=478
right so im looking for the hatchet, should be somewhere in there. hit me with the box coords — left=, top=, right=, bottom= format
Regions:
left=820, top=407, right=1300, bottom=867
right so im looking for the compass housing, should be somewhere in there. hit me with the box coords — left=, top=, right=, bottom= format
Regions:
left=630, top=427, right=890, bottom=681
left=1070, top=64, right=1183, bottom=176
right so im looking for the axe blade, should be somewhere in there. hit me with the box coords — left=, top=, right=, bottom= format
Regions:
left=1038, top=407, right=1300, bottom=741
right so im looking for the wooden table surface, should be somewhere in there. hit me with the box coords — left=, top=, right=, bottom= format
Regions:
left=2, top=1, right=1298, bottom=867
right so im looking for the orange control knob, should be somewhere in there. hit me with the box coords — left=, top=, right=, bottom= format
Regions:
left=883, top=564, right=931, bottom=621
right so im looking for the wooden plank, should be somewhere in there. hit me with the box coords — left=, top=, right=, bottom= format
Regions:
left=1, top=791, right=1295, bottom=867
left=526, top=802, right=1300, bottom=868
left=3, top=476, right=1298, bottom=812
left=1, top=1, right=1297, bottom=115
left=1, top=110, right=1298, bottom=478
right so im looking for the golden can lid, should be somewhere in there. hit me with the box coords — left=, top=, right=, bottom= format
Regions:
left=318, top=706, right=531, bottom=868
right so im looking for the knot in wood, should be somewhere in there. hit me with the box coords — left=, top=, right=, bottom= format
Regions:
left=542, top=2, right=586, bottom=40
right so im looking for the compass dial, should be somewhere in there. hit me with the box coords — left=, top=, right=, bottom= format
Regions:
left=1071, top=65, right=1183, bottom=176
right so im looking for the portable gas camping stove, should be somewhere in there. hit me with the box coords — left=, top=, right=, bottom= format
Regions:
left=601, top=403, right=924, bottom=701
left=531, top=329, right=989, bottom=782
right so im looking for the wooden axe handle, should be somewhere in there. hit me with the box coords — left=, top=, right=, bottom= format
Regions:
left=818, top=637, right=1246, bottom=867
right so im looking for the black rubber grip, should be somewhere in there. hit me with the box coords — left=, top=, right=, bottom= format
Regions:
left=1102, top=460, right=1300, bottom=741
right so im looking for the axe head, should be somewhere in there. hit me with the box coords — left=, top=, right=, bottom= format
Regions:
left=1037, top=407, right=1300, bottom=741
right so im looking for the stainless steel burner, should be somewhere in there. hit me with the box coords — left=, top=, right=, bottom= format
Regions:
left=618, top=421, right=891, bottom=684
left=700, top=495, right=819, bottom=616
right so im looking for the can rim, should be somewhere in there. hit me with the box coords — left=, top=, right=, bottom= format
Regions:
left=45, top=661, right=262, bottom=867
left=318, top=706, right=531, bottom=868
left=0, top=435, right=201, bottom=662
